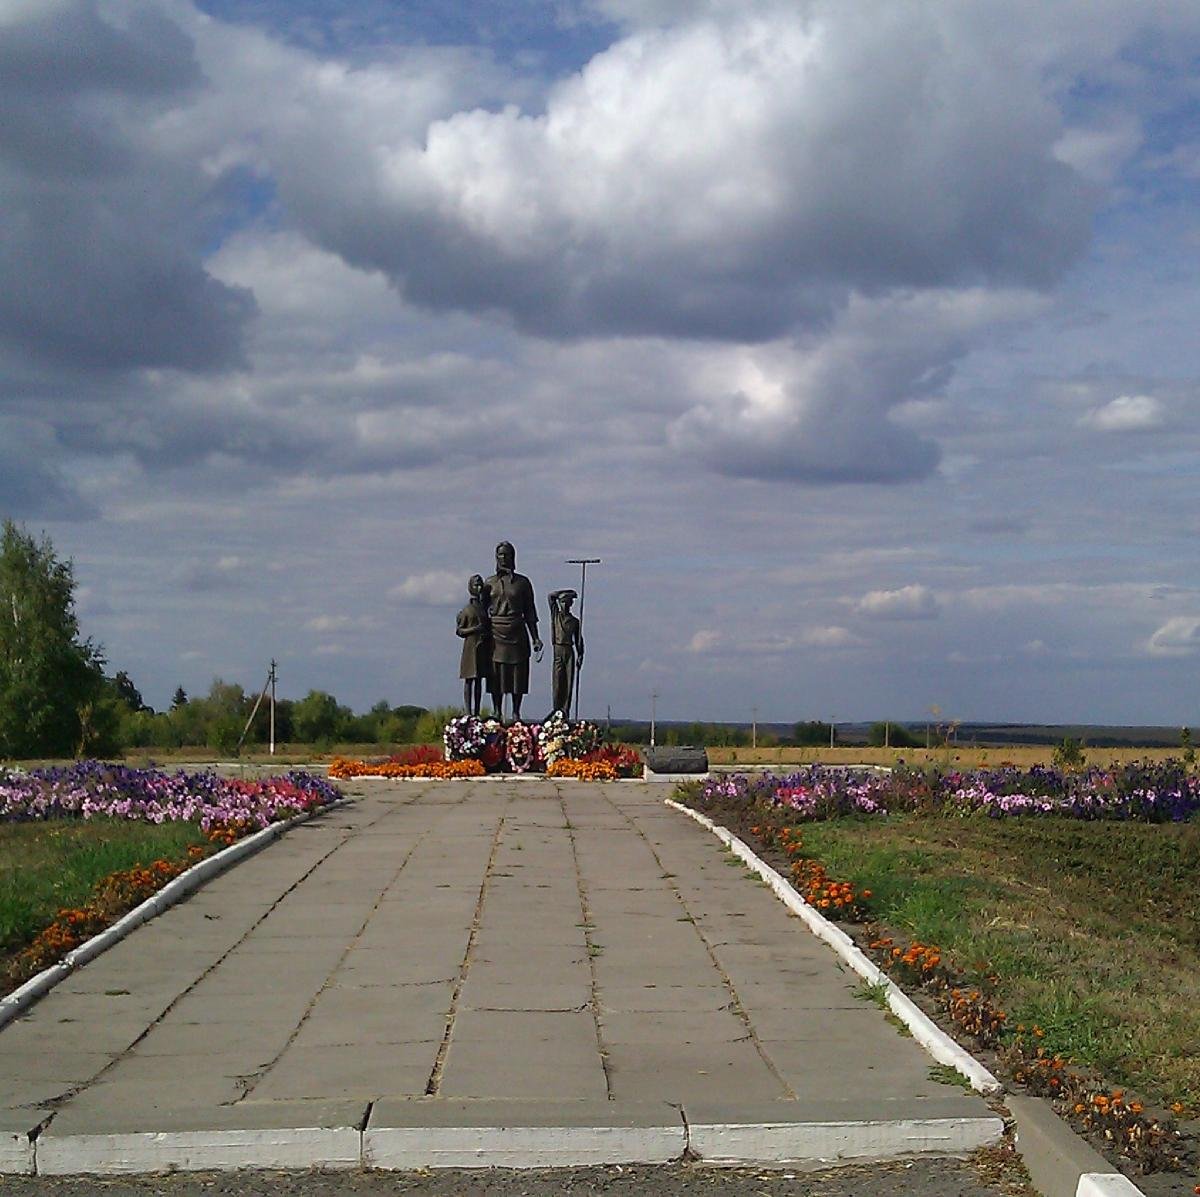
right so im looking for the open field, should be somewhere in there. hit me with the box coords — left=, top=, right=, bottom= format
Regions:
left=704, top=744, right=1192, bottom=769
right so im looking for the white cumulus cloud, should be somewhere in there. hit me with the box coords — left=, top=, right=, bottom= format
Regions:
left=856, top=584, right=940, bottom=620
left=389, top=570, right=462, bottom=606
left=1146, top=616, right=1200, bottom=657
left=1081, top=394, right=1166, bottom=432
left=801, top=625, right=857, bottom=647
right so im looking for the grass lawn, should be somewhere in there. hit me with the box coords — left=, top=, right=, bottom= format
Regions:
left=1, top=818, right=209, bottom=961
left=797, top=815, right=1200, bottom=1109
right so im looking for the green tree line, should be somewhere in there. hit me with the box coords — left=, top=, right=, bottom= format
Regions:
left=116, top=681, right=435, bottom=755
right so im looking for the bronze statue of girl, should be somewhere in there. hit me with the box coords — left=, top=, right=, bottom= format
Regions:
left=455, top=574, right=494, bottom=716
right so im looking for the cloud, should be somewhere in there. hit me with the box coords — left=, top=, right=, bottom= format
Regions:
left=389, top=570, right=462, bottom=606
left=208, top=1, right=1092, bottom=344
left=687, top=629, right=722, bottom=652
left=0, top=421, right=96, bottom=520
left=0, top=0, right=255, bottom=373
left=172, top=555, right=245, bottom=593
left=667, top=289, right=1042, bottom=484
left=968, top=513, right=1032, bottom=536
left=856, top=585, right=940, bottom=620
left=801, top=625, right=857, bottom=647
left=1146, top=616, right=1200, bottom=657
left=1081, top=394, right=1166, bottom=432
left=305, top=614, right=378, bottom=633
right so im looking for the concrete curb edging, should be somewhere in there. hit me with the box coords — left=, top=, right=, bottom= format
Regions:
left=1076, top=1176, right=1147, bottom=1197
left=363, top=1124, right=687, bottom=1169
left=688, top=1116, right=1004, bottom=1166
left=0, top=797, right=352, bottom=1031
left=0, top=1129, right=34, bottom=1174
left=664, top=799, right=1003, bottom=1096
left=1007, top=1093, right=1147, bottom=1197
left=36, top=1127, right=363, bottom=1176
left=26, top=1111, right=1011, bottom=1175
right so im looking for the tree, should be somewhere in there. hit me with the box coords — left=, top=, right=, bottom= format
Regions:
left=867, top=721, right=919, bottom=748
left=793, top=720, right=834, bottom=746
left=171, top=686, right=188, bottom=710
left=0, top=521, right=106, bottom=759
left=111, top=670, right=147, bottom=712
left=292, top=690, right=343, bottom=744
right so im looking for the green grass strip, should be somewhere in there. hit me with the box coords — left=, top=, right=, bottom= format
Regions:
left=1, top=818, right=209, bottom=957
left=801, top=814, right=1200, bottom=1108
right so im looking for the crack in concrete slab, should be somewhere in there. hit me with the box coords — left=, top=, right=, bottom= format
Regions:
left=559, top=787, right=615, bottom=1102
left=26, top=789, right=415, bottom=1133
left=423, top=801, right=510, bottom=1097
left=596, top=786, right=798, bottom=1101
left=235, top=790, right=450, bottom=1103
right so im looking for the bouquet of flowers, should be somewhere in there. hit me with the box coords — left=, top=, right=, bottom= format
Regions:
left=537, top=711, right=571, bottom=766
left=444, top=715, right=502, bottom=761
left=537, top=714, right=603, bottom=766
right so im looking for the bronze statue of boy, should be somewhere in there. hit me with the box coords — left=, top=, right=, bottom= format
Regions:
left=548, top=589, right=584, bottom=716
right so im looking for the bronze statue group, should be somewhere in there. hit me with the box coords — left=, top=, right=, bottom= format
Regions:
left=456, top=541, right=584, bottom=724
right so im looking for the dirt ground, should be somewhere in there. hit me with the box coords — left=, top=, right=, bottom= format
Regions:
left=0, top=1153, right=1036, bottom=1197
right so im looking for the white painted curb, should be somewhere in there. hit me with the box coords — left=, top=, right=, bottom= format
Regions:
left=688, top=1115, right=1005, bottom=1165
left=1076, top=1173, right=1147, bottom=1197
left=0, top=1130, right=34, bottom=1175
left=0, top=797, right=351, bottom=1030
left=665, top=799, right=1003, bottom=1096
left=364, top=1124, right=686, bottom=1169
left=36, top=1127, right=361, bottom=1175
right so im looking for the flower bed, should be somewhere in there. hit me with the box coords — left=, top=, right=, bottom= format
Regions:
left=689, top=760, right=1200, bottom=823
left=328, top=757, right=484, bottom=780
left=7, top=849, right=210, bottom=988
left=0, top=762, right=341, bottom=832
left=2, top=763, right=341, bottom=997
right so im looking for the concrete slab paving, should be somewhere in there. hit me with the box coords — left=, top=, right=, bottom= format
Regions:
left=0, top=779, right=1000, bottom=1172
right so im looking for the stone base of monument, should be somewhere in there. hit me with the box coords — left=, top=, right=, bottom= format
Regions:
left=642, top=745, right=709, bottom=781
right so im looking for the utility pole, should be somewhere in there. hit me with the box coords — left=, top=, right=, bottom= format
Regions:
left=752, top=705, right=758, bottom=750
left=238, top=660, right=277, bottom=756
left=830, top=719, right=836, bottom=749
left=650, top=690, right=658, bottom=748
left=565, top=557, right=601, bottom=721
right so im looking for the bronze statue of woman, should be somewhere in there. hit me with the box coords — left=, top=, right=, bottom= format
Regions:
left=484, top=541, right=542, bottom=723
left=455, top=574, right=493, bottom=716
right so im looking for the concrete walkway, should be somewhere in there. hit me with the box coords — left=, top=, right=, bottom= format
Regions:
left=0, top=781, right=1001, bottom=1173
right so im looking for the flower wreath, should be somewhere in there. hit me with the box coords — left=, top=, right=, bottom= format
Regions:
left=506, top=722, right=537, bottom=773
left=444, top=715, right=501, bottom=761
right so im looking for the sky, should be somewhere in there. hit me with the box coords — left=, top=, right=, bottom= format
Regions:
left=3, top=0, right=1200, bottom=726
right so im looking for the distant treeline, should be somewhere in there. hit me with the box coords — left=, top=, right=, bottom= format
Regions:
left=80, top=673, right=1200, bottom=757
left=113, top=677, right=444, bottom=755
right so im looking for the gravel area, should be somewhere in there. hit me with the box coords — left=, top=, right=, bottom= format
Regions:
left=0, top=1154, right=1036, bottom=1197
